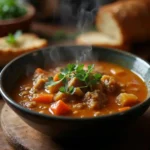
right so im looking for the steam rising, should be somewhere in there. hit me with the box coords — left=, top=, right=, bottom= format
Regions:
left=58, top=0, right=101, bottom=62
left=48, top=46, right=94, bottom=67
left=75, top=46, right=93, bottom=63
left=50, top=47, right=61, bottom=62
left=26, top=1, right=101, bottom=76
left=60, top=0, right=100, bottom=32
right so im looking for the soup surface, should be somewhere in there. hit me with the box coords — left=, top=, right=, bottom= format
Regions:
left=12, top=62, right=147, bottom=118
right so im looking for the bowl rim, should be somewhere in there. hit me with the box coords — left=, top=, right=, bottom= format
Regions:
left=0, top=3, right=35, bottom=25
left=0, top=45, right=150, bottom=121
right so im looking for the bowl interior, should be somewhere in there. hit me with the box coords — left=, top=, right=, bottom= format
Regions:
left=1, top=46, right=150, bottom=115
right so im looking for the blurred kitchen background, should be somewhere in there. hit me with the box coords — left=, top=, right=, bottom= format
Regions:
left=21, top=0, right=118, bottom=47
left=26, top=0, right=115, bottom=24
left=0, top=0, right=150, bottom=61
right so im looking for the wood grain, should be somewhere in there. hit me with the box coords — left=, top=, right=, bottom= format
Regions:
left=1, top=104, right=61, bottom=150
left=0, top=101, right=14, bottom=150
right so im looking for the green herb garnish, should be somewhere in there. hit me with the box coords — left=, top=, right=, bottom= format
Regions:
left=0, top=0, right=27, bottom=20
left=45, top=63, right=102, bottom=94
left=6, top=30, right=22, bottom=44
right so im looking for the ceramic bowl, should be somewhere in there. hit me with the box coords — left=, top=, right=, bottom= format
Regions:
left=0, top=46, right=150, bottom=138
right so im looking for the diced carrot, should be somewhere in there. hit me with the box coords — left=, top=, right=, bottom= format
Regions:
left=118, top=107, right=130, bottom=112
left=53, top=73, right=60, bottom=81
left=50, top=100, right=71, bottom=115
left=32, top=94, right=54, bottom=103
left=35, top=68, right=45, bottom=74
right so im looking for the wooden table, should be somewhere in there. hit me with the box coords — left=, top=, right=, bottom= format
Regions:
left=0, top=100, right=14, bottom=150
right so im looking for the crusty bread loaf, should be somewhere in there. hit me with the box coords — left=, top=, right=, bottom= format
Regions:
left=96, top=0, right=150, bottom=44
left=76, top=0, right=150, bottom=49
left=0, top=33, right=48, bottom=66
left=76, top=31, right=129, bottom=50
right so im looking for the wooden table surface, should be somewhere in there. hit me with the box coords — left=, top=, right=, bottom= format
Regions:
left=0, top=22, right=150, bottom=150
left=0, top=100, right=14, bottom=150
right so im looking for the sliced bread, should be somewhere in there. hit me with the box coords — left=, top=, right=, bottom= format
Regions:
left=76, top=0, right=150, bottom=49
left=76, top=31, right=129, bottom=50
left=96, top=0, right=150, bottom=44
left=0, top=33, right=48, bottom=66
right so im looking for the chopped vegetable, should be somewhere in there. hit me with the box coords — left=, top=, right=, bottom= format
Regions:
left=73, top=88, right=84, bottom=96
left=32, top=94, right=53, bottom=103
left=68, top=77, right=83, bottom=87
left=54, top=91, right=68, bottom=101
left=53, top=73, right=60, bottom=81
left=116, top=93, right=139, bottom=107
left=6, top=30, right=22, bottom=44
left=45, top=77, right=63, bottom=93
left=50, top=100, right=71, bottom=115
left=118, top=107, right=130, bottom=112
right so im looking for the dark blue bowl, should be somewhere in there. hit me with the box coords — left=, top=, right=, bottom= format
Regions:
left=0, top=46, right=150, bottom=138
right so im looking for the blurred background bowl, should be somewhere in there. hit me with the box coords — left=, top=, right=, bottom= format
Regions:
left=0, top=3, right=35, bottom=37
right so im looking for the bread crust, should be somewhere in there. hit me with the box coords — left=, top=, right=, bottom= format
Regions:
left=76, top=32, right=129, bottom=51
left=96, top=0, right=150, bottom=43
left=0, top=34, right=48, bottom=66
left=76, top=42, right=129, bottom=51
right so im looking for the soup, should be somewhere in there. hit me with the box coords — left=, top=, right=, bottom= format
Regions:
left=12, top=62, right=147, bottom=118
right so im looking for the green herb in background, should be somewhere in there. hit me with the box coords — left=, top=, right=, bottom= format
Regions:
left=51, top=26, right=97, bottom=42
left=51, top=30, right=80, bottom=41
left=6, top=30, right=22, bottom=44
left=90, top=25, right=97, bottom=31
left=51, top=30, right=68, bottom=41
left=0, top=0, right=27, bottom=20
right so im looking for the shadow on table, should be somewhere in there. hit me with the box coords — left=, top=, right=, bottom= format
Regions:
left=52, top=109, right=150, bottom=150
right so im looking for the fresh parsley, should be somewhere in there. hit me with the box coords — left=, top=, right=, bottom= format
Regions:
left=0, top=0, right=27, bottom=20
left=6, top=30, right=22, bottom=44
left=45, top=76, right=63, bottom=87
left=45, top=63, right=102, bottom=94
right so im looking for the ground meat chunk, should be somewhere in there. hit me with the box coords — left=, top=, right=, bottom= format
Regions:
left=32, top=74, right=48, bottom=91
left=84, top=90, right=107, bottom=110
left=101, top=75, right=118, bottom=93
